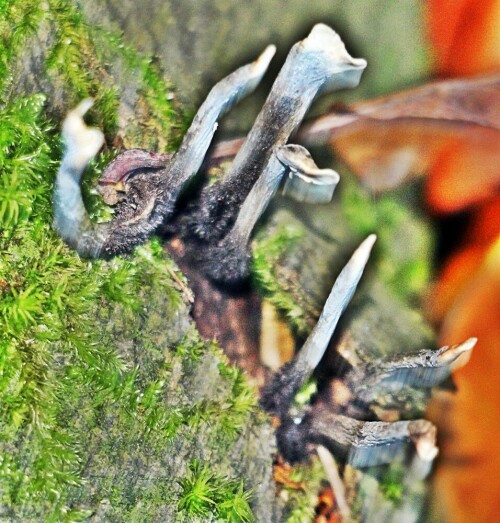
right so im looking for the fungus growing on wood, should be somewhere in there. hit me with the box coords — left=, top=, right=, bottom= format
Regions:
left=54, top=24, right=364, bottom=285
left=53, top=23, right=477, bottom=511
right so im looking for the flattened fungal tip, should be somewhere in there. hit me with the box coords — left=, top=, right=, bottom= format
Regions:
left=410, top=421, right=438, bottom=462
left=62, top=100, right=104, bottom=169
left=277, top=144, right=340, bottom=203
left=438, top=337, right=477, bottom=369
left=253, top=45, right=277, bottom=74
left=277, top=144, right=340, bottom=181
left=305, top=24, right=367, bottom=70
left=415, top=435, right=439, bottom=462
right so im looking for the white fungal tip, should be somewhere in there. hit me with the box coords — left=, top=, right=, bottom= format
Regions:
left=415, top=435, right=439, bottom=462
left=352, top=234, right=377, bottom=268
left=297, top=234, right=376, bottom=371
left=316, top=445, right=350, bottom=519
left=277, top=144, right=340, bottom=203
left=305, top=24, right=367, bottom=70
left=439, top=337, right=477, bottom=369
left=461, top=337, right=478, bottom=351
left=62, top=100, right=104, bottom=172
left=74, top=98, right=95, bottom=117
left=410, top=421, right=438, bottom=462
left=253, top=45, right=276, bottom=76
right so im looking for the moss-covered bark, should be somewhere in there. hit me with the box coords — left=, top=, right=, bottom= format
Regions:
left=0, top=2, right=276, bottom=521
left=1, top=2, right=439, bottom=522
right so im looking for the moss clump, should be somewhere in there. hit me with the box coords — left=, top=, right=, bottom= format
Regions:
left=340, top=175, right=433, bottom=303
left=177, top=459, right=254, bottom=521
left=379, top=465, right=405, bottom=504
left=252, top=224, right=310, bottom=336
left=0, top=1, right=261, bottom=521
left=1, top=0, right=185, bottom=150
left=281, top=457, right=325, bottom=523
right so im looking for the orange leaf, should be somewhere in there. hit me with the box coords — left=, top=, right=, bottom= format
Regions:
left=427, top=245, right=487, bottom=323
left=429, top=238, right=500, bottom=523
left=273, top=462, right=305, bottom=490
left=426, top=0, right=500, bottom=76
left=300, top=74, right=500, bottom=213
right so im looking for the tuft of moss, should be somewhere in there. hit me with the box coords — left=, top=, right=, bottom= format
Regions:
left=379, top=463, right=405, bottom=504
left=340, top=175, right=433, bottom=303
left=177, top=459, right=254, bottom=522
left=282, top=457, right=325, bottom=523
left=252, top=224, right=311, bottom=336
left=0, top=1, right=264, bottom=521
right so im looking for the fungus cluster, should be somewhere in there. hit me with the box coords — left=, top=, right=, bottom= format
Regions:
left=53, top=23, right=475, bottom=496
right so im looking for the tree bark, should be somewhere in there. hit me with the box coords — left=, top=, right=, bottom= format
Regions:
left=1, top=2, right=440, bottom=521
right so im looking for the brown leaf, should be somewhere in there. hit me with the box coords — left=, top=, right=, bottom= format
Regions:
left=272, top=461, right=305, bottom=491
left=210, top=75, right=499, bottom=213
left=299, top=74, right=500, bottom=213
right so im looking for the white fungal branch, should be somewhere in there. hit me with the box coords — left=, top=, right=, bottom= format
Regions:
left=53, top=45, right=276, bottom=258
left=299, top=234, right=377, bottom=371
left=260, top=235, right=376, bottom=418
left=317, top=445, right=350, bottom=520
left=54, top=100, right=107, bottom=256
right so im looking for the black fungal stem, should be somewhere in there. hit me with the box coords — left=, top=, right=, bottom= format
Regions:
left=54, top=47, right=275, bottom=257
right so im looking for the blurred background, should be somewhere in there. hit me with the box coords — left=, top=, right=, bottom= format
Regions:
left=69, top=0, right=500, bottom=520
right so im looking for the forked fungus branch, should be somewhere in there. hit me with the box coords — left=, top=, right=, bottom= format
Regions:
left=53, top=23, right=476, bottom=493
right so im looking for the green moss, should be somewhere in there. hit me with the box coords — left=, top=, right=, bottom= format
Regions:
left=1, top=0, right=186, bottom=147
left=282, top=457, right=325, bottom=523
left=379, top=464, right=405, bottom=504
left=177, top=459, right=253, bottom=521
left=89, top=25, right=187, bottom=151
left=216, top=362, right=259, bottom=440
left=0, top=1, right=265, bottom=521
left=293, top=379, right=318, bottom=408
left=252, top=224, right=311, bottom=336
left=0, top=0, right=44, bottom=93
left=340, top=175, right=433, bottom=303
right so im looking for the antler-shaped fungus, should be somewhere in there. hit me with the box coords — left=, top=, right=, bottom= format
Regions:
left=54, top=24, right=365, bottom=287
left=54, top=45, right=276, bottom=258
left=53, top=24, right=477, bottom=494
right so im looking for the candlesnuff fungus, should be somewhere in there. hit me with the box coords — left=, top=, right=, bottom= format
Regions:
left=260, top=234, right=378, bottom=419
left=54, top=24, right=363, bottom=283
left=53, top=22, right=477, bottom=494
left=54, top=43, right=277, bottom=258
left=260, top=249, right=476, bottom=465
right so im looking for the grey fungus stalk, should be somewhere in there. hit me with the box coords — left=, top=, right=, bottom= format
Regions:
left=203, top=144, right=340, bottom=285
left=197, top=24, right=365, bottom=283
left=259, top=237, right=473, bottom=467
left=309, top=412, right=438, bottom=467
left=190, top=24, right=365, bottom=243
left=343, top=337, right=477, bottom=406
left=54, top=24, right=367, bottom=286
left=54, top=99, right=107, bottom=257
left=260, top=234, right=377, bottom=418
